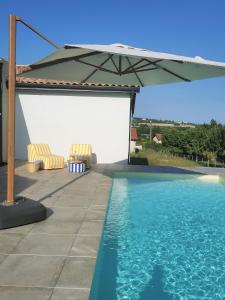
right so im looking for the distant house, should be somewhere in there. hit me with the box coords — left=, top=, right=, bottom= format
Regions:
left=130, top=128, right=142, bottom=153
left=153, top=133, right=163, bottom=144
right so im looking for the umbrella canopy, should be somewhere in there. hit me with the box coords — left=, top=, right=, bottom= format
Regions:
left=18, top=43, right=225, bottom=87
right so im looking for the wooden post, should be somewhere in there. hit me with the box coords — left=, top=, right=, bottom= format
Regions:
left=6, top=15, right=16, bottom=204
left=5, top=16, right=57, bottom=204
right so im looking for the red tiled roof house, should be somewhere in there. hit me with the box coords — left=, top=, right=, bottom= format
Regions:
left=130, top=127, right=139, bottom=153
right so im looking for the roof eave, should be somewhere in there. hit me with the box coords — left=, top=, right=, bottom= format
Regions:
left=15, top=82, right=140, bottom=93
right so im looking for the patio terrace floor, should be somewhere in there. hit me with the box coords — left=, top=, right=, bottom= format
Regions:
left=0, top=162, right=225, bottom=300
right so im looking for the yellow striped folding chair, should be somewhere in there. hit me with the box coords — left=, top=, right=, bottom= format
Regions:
left=27, top=144, right=65, bottom=170
left=69, top=144, right=92, bottom=168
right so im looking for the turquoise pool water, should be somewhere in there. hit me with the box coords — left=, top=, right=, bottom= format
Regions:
left=89, top=173, right=225, bottom=300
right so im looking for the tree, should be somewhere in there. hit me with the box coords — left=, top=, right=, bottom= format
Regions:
left=134, top=119, right=225, bottom=166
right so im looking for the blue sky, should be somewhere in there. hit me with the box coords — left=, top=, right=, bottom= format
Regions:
left=1, top=0, right=225, bottom=124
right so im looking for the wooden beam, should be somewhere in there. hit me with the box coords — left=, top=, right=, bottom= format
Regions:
left=6, top=15, right=16, bottom=203
left=16, top=17, right=59, bottom=49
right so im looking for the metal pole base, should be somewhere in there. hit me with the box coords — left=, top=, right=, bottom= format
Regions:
left=0, top=197, right=47, bottom=229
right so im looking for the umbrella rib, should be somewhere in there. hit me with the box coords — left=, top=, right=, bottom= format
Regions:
left=125, top=67, right=158, bottom=74
left=119, top=56, right=122, bottom=74
left=126, top=57, right=144, bottom=87
left=27, top=51, right=101, bottom=71
left=74, top=59, right=118, bottom=75
left=133, top=60, right=162, bottom=72
left=110, top=56, right=120, bottom=73
left=122, top=60, right=162, bottom=74
left=122, top=59, right=163, bottom=74
left=81, top=54, right=114, bottom=83
left=144, top=59, right=191, bottom=82
left=122, top=58, right=145, bottom=73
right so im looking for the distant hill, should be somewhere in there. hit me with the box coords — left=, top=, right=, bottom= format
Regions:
left=133, top=117, right=196, bottom=126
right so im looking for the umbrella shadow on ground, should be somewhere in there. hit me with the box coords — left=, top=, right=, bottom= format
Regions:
left=140, top=265, right=173, bottom=300
left=0, top=169, right=55, bottom=218
left=0, top=174, right=37, bottom=202
left=37, top=171, right=90, bottom=203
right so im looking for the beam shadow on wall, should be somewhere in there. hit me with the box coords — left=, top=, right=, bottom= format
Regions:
left=15, top=96, right=31, bottom=160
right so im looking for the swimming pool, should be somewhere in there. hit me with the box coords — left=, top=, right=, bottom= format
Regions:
left=89, top=173, right=225, bottom=300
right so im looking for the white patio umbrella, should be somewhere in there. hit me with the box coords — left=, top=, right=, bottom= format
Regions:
left=5, top=29, right=225, bottom=228
left=19, top=43, right=225, bottom=86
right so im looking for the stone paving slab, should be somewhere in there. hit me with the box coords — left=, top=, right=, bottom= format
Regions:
left=0, top=254, right=8, bottom=264
left=12, top=233, right=75, bottom=255
left=0, top=254, right=65, bottom=287
left=47, top=207, right=87, bottom=222
left=78, top=221, right=103, bottom=236
left=1, top=223, right=35, bottom=234
left=91, top=193, right=109, bottom=206
left=0, top=233, right=25, bottom=253
left=50, top=288, right=89, bottom=300
left=30, top=219, right=83, bottom=234
left=56, top=257, right=96, bottom=288
left=0, top=287, right=53, bottom=300
left=53, top=194, right=93, bottom=207
left=70, top=235, right=101, bottom=257
left=85, top=206, right=106, bottom=221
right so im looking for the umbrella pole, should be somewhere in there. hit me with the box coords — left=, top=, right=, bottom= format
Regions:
left=0, top=15, right=58, bottom=228
left=5, top=16, right=58, bottom=204
left=6, top=15, right=16, bottom=204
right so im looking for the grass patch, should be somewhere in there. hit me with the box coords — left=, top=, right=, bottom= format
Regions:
left=131, top=149, right=200, bottom=167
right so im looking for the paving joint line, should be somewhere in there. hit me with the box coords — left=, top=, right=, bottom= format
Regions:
left=0, top=284, right=90, bottom=290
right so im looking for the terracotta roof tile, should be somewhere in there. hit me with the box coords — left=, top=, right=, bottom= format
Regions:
left=16, top=65, right=32, bottom=75
left=131, top=128, right=138, bottom=140
left=16, top=65, right=138, bottom=89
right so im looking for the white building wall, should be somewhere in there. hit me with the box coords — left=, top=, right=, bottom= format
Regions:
left=130, top=141, right=136, bottom=153
left=15, top=89, right=131, bottom=164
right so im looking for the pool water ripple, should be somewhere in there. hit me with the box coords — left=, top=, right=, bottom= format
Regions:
left=89, top=174, right=225, bottom=300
